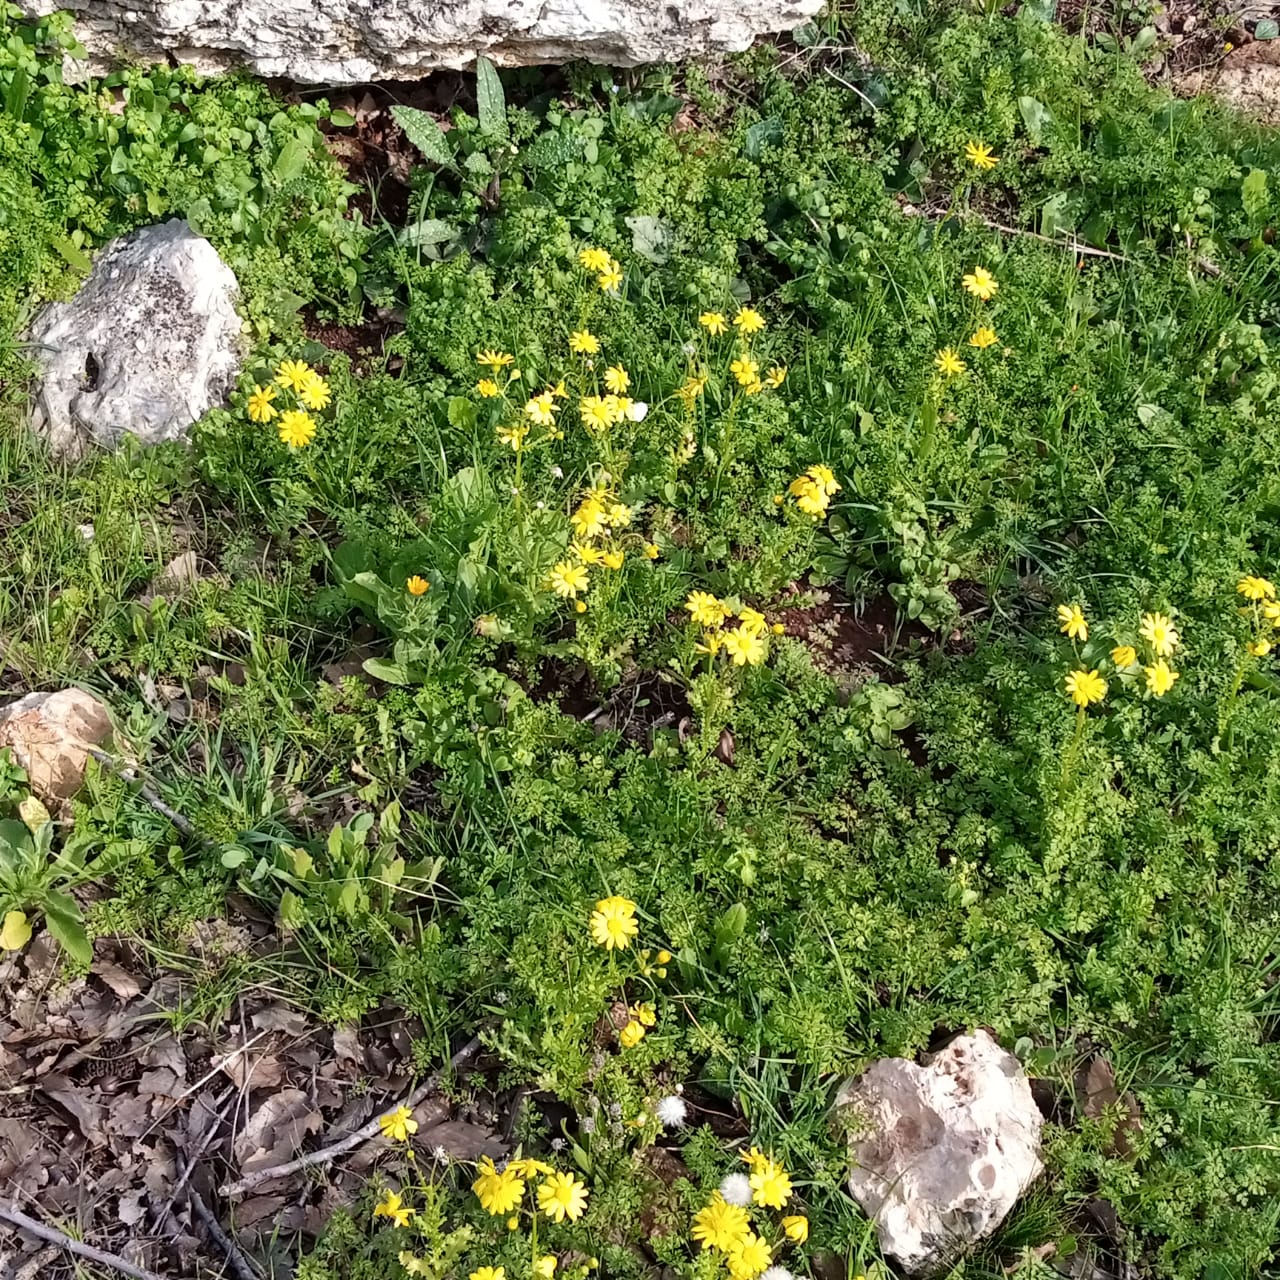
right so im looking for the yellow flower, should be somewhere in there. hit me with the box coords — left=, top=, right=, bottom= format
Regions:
left=807, top=463, right=839, bottom=496
left=619, top=1020, right=646, bottom=1048
left=537, top=1172, right=589, bottom=1223
left=400, top=1251, right=428, bottom=1275
left=298, top=370, right=332, bottom=411
left=1249, top=639, right=1272, bottom=657
left=935, top=347, right=966, bottom=377
left=691, top=1194, right=750, bottom=1253
left=497, top=423, right=530, bottom=451
left=677, top=374, right=707, bottom=404
left=472, top=1158, right=525, bottom=1216
left=573, top=542, right=605, bottom=566
left=968, top=326, right=998, bottom=349
left=1065, top=668, right=1107, bottom=708
left=550, top=562, right=590, bottom=599
left=590, top=895, right=638, bottom=950
left=570, top=329, right=601, bottom=354
left=632, top=1001, right=657, bottom=1026
left=749, top=1158, right=792, bottom=1209
left=571, top=497, right=609, bottom=540
left=730, top=357, right=760, bottom=387
left=507, top=1217, right=520, bottom=1231
left=733, top=307, right=766, bottom=335
left=788, top=466, right=840, bottom=519
left=1111, top=644, right=1137, bottom=668
left=551, top=379, right=568, bottom=399
left=476, top=349, right=515, bottom=369
left=373, top=1189, right=414, bottom=1228
left=508, top=1158, right=554, bottom=1178
left=533, top=1259, right=556, bottom=1279
left=699, top=311, right=728, bottom=336
left=525, top=392, right=558, bottom=425
left=781, top=1215, right=809, bottom=1244
left=477, top=378, right=501, bottom=398
left=724, top=628, right=767, bottom=667
left=962, top=266, right=999, bottom=300
left=1144, top=660, right=1179, bottom=697
left=964, top=140, right=999, bottom=170
left=1238, top=575, right=1275, bottom=601
left=247, top=384, right=278, bottom=423
left=696, top=632, right=724, bottom=657
left=642, top=542, right=660, bottom=560
left=1057, top=603, right=1088, bottom=641
left=597, top=260, right=623, bottom=292
left=1263, top=600, right=1280, bottom=625
left=602, top=549, right=624, bottom=570
left=604, top=365, right=630, bottom=394
left=405, top=576, right=430, bottom=597
left=278, top=410, right=317, bottom=449
left=380, top=1105, right=420, bottom=1145
left=744, top=380, right=765, bottom=396
left=574, top=600, right=587, bottom=614
left=728, top=1234, right=771, bottom=1280
left=1139, top=612, right=1179, bottom=657
left=471, top=1268, right=506, bottom=1280
left=276, top=358, right=312, bottom=393
left=686, top=591, right=730, bottom=628
left=603, top=502, right=629, bottom=529
left=578, top=247, right=612, bottom=273
left=738, top=607, right=767, bottom=635
left=580, top=395, right=617, bottom=433
left=765, top=365, right=787, bottom=388
left=738, top=1147, right=769, bottom=1173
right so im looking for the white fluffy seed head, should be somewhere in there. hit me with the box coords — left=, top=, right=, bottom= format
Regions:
left=762, top=1267, right=793, bottom=1280
left=719, top=1172, right=753, bottom=1206
left=656, top=1095, right=688, bottom=1128
left=625, top=400, right=648, bottom=422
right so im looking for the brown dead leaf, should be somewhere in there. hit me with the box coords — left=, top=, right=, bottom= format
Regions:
left=234, top=1088, right=322, bottom=1175
left=1075, top=1054, right=1142, bottom=1157
left=91, top=958, right=143, bottom=1002
left=39, top=1074, right=107, bottom=1148
left=419, top=1120, right=508, bottom=1162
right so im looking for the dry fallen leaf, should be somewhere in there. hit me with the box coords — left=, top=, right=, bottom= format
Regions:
left=234, top=1088, right=323, bottom=1175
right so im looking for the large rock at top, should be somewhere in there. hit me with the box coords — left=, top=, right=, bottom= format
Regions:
left=836, top=1031, right=1044, bottom=1276
left=18, top=0, right=824, bottom=82
left=29, top=219, right=242, bottom=458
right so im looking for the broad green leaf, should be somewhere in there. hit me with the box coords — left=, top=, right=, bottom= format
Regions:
left=362, top=656, right=413, bottom=684
left=274, top=135, right=311, bottom=184
left=1018, top=95, right=1053, bottom=146
left=1242, top=168, right=1269, bottom=223
left=0, top=910, right=31, bottom=951
left=4, top=64, right=30, bottom=121
left=1256, top=18, right=1278, bottom=39
left=18, top=796, right=51, bottom=833
left=43, top=892, right=92, bottom=965
left=475, top=55, right=507, bottom=138
left=399, top=218, right=458, bottom=249
left=625, top=214, right=673, bottom=264
left=744, top=117, right=783, bottom=160
left=51, top=236, right=93, bottom=273
left=329, top=108, right=357, bottom=127
left=391, top=105, right=454, bottom=167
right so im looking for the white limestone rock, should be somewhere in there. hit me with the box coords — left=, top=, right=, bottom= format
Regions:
left=28, top=219, right=242, bottom=458
left=836, top=1030, right=1044, bottom=1276
left=0, top=689, right=114, bottom=804
left=17, top=0, right=825, bottom=83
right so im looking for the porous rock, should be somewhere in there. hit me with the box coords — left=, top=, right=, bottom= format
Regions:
left=0, top=689, right=114, bottom=803
left=18, top=0, right=824, bottom=83
left=836, top=1030, right=1044, bottom=1276
left=28, top=219, right=242, bottom=458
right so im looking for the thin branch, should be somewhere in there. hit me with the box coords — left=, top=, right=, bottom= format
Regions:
left=153, top=1086, right=237, bottom=1227
left=0, top=1202, right=166, bottom=1280
left=188, top=1188, right=261, bottom=1280
left=219, top=1034, right=483, bottom=1196
left=822, top=65, right=879, bottom=113
left=87, top=748, right=199, bottom=839
left=974, top=215, right=1131, bottom=263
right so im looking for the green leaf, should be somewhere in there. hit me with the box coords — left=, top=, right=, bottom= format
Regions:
left=363, top=656, right=413, bottom=684
left=744, top=117, right=783, bottom=161
left=390, top=105, right=454, bottom=167
left=274, top=135, right=311, bottom=184
left=43, top=892, right=92, bottom=965
left=5, top=65, right=31, bottom=122
left=399, top=218, right=458, bottom=249
left=1256, top=18, right=1278, bottom=38
left=448, top=397, right=477, bottom=430
left=625, top=214, right=673, bottom=264
left=1242, top=168, right=1269, bottom=222
left=1018, top=95, right=1053, bottom=146
left=329, top=108, right=357, bottom=127
left=475, top=55, right=507, bottom=139
left=51, top=236, right=93, bottom=273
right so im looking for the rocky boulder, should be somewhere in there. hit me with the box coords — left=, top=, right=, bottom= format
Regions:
left=19, top=0, right=824, bottom=83
left=28, top=219, right=242, bottom=458
left=0, top=689, right=114, bottom=804
left=836, top=1030, right=1044, bottom=1276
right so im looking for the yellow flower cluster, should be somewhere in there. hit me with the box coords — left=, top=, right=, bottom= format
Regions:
left=1238, top=574, right=1280, bottom=656
left=245, top=358, right=332, bottom=449
left=472, top=1156, right=590, bottom=1223
left=698, top=307, right=785, bottom=396
left=690, top=1151, right=806, bottom=1280
left=619, top=1000, right=657, bottom=1048
left=1059, top=602, right=1183, bottom=707
left=579, top=246, right=623, bottom=292
left=548, top=485, right=658, bottom=613
left=686, top=593, right=769, bottom=666
left=934, top=259, right=1002, bottom=376
left=787, top=464, right=841, bottom=519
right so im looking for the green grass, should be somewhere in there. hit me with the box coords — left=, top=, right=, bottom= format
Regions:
left=3, top=0, right=1280, bottom=1276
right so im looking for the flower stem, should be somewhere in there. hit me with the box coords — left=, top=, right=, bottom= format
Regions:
left=1057, top=705, right=1087, bottom=805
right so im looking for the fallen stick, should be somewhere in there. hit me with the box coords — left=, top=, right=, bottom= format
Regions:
left=0, top=1202, right=166, bottom=1280
left=188, top=1187, right=261, bottom=1280
left=87, top=748, right=199, bottom=839
left=219, top=1033, right=483, bottom=1196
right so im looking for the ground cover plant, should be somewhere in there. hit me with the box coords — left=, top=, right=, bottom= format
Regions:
left=2, top=0, right=1280, bottom=1277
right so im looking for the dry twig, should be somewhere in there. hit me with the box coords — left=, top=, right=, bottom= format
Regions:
left=219, top=1034, right=483, bottom=1196
left=0, top=1202, right=166, bottom=1280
